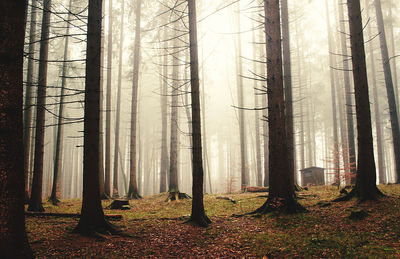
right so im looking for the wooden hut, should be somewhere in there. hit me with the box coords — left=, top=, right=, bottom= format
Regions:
left=300, top=166, right=325, bottom=186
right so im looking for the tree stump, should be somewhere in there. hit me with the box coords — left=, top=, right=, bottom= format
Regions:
left=105, top=199, right=131, bottom=210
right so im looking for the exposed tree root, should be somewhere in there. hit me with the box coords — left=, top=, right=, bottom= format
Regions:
left=48, top=197, right=60, bottom=206
left=27, top=202, right=44, bottom=212
left=186, top=213, right=211, bottom=228
left=126, top=192, right=142, bottom=200
left=73, top=218, right=121, bottom=237
left=333, top=186, right=385, bottom=202
left=294, top=184, right=304, bottom=192
left=251, top=197, right=306, bottom=215
left=165, top=191, right=191, bottom=202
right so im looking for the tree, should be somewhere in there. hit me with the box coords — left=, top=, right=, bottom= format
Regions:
left=112, top=0, right=125, bottom=198
left=335, top=0, right=384, bottom=201
left=188, top=0, right=211, bottom=227
left=28, top=0, right=52, bottom=212
left=281, top=0, right=296, bottom=185
left=0, top=0, right=34, bottom=257
left=338, top=0, right=357, bottom=183
left=104, top=0, right=113, bottom=197
left=159, top=25, right=169, bottom=193
left=374, top=0, right=400, bottom=183
left=23, top=0, right=38, bottom=202
left=74, top=0, right=118, bottom=235
left=235, top=1, right=248, bottom=188
left=325, top=0, right=340, bottom=184
left=252, top=0, right=303, bottom=214
left=365, top=0, right=386, bottom=184
left=49, top=0, right=74, bottom=205
left=127, top=0, right=142, bottom=199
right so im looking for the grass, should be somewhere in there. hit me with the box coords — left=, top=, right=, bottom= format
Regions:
left=26, top=185, right=400, bottom=258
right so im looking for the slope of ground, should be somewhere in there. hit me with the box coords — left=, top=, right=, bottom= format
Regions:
left=26, top=185, right=400, bottom=258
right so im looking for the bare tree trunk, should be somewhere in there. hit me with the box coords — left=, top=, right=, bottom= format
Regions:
left=188, top=0, right=211, bottom=227
left=336, top=0, right=383, bottom=201
left=252, top=23, right=262, bottom=187
left=159, top=26, right=168, bottom=193
left=281, top=0, right=295, bottom=185
left=74, top=0, right=118, bottom=236
left=49, top=0, right=73, bottom=205
left=258, top=29, right=269, bottom=187
left=104, top=0, right=113, bottom=197
left=24, top=0, right=38, bottom=202
left=387, top=3, right=399, bottom=113
left=201, top=50, right=212, bottom=193
left=28, top=0, right=52, bottom=212
left=127, top=0, right=142, bottom=199
left=235, top=1, right=248, bottom=188
left=112, top=0, right=125, bottom=198
left=365, top=0, right=386, bottom=184
left=325, top=0, right=340, bottom=184
left=338, top=0, right=357, bottom=183
left=169, top=23, right=179, bottom=193
left=99, top=0, right=106, bottom=199
left=254, top=0, right=302, bottom=213
left=0, top=1, right=34, bottom=256
left=374, top=0, right=400, bottom=183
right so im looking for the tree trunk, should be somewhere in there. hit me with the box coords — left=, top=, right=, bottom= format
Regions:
left=49, top=0, right=73, bottom=205
left=337, top=0, right=383, bottom=201
left=0, top=1, right=34, bottom=256
left=127, top=0, right=142, bottom=199
left=188, top=0, right=211, bottom=227
left=74, top=0, right=118, bottom=236
left=235, top=1, right=248, bottom=188
left=365, top=0, right=386, bottom=184
left=112, top=0, right=125, bottom=198
left=104, top=0, right=113, bottom=197
left=387, top=3, right=399, bottom=113
left=281, top=0, right=296, bottom=185
left=23, top=0, right=38, bottom=202
left=254, top=0, right=302, bottom=214
left=169, top=21, right=180, bottom=193
left=159, top=26, right=169, bottom=193
left=99, top=0, right=106, bottom=199
left=325, top=0, right=340, bottom=185
left=252, top=23, right=262, bottom=187
left=374, top=0, right=400, bottom=183
left=338, top=0, right=357, bottom=183
left=28, top=0, right=52, bottom=212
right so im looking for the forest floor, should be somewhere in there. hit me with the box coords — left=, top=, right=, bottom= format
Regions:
left=26, top=185, right=400, bottom=258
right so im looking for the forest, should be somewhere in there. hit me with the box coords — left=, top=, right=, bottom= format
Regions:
left=1, top=0, right=400, bottom=257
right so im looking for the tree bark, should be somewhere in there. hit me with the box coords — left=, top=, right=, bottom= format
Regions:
left=28, top=0, right=52, bottom=212
left=168, top=20, right=180, bottom=193
left=127, top=0, right=142, bottom=199
left=104, top=0, right=113, bottom=197
left=338, top=0, right=357, bottom=183
left=23, top=0, right=38, bottom=202
left=325, top=0, right=340, bottom=185
left=188, top=0, right=211, bottom=227
left=235, top=1, right=248, bottom=188
left=374, top=0, right=400, bottom=183
left=281, top=0, right=296, bottom=185
left=112, top=0, right=125, bottom=198
left=74, top=0, right=118, bottom=235
left=365, top=0, right=386, bottom=184
left=159, top=25, right=169, bottom=193
left=337, top=0, right=383, bottom=201
left=254, top=0, right=302, bottom=214
left=0, top=1, right=34, bottom=257
left=49, top=0, right=73, bottom=205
